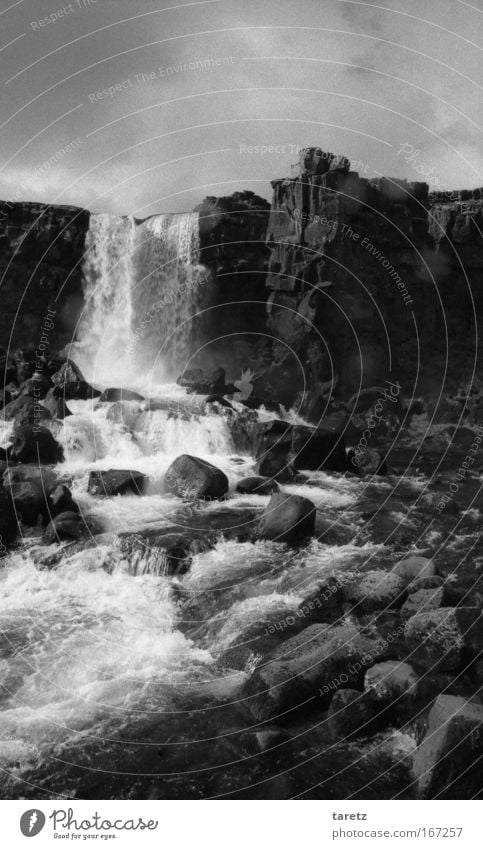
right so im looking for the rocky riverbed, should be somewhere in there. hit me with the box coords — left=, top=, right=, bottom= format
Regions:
left=0, top=355, right=482, bottom=800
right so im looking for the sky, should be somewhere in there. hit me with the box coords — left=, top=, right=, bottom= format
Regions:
left=0, top=0, right=481, bottom=215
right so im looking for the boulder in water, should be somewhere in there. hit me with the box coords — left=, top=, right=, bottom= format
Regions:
left=43, top=511, right=99, bottom=544
left=0, top=486, right=18, bottom=547
left=257, top=492, right=316, bottom=544
left=88, top=469, right=149, bottom=497
left=404, top=607, right=483, bottom=672
left=51, top=360, right=100, bottom=400
left=413, top=695, right=483, bottom=798
left=364, top=660, right=419, bottom=704
left=48, top=484, right=79, bottom=518
left=3, top=467, right=76, bottom=526
left=99, top=387, right=145, bottom=402
left=326, top=688, right=380, bottom=741
left=244, top=622, right=386, bottom=721
left=42, top=387, right=72, bottom=419
left=342, top=570, right=407, bottom=614
left=235, top=476, right=280, bottom=495
left=9, top=424, right=64, bottom=464
left=391, top=555, right=436, bottom=587
left=1, top=395, right=51, bottom=426
left=164, top=455, right=229, bottom=500
left=177, top=368, right=212, bottom=394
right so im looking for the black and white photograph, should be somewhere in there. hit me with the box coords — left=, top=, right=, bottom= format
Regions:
left=0, top=0, right=481, bottom=842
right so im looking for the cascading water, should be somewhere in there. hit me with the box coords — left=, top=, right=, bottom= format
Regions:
left=73, top=213, right=137, bottom=384
left=72, top=211, right=207, bottom=387
left=131, top=213, right=208, bottom=379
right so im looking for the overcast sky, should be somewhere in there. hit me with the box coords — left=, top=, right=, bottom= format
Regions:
left=0, top=0, right=481, bottom=214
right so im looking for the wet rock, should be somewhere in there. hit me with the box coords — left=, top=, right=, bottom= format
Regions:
left=364, top=661, right=419, bottom=705
left=6, top=471, right=77, bottom=527
left=343, top=570, right=407, bottom=614
left=244, top=622, right=385, bottom=721
left=111, top=531, right=206, bottom=577
left=0, top=486, right=18, bottom=547
left=297, top=577, right=344, bottom=625
left=400, top=585, right=462, bottom=619
left=391, top=555, right=437, bottom=587
left=42, top=387, right=72, bottom=419
left=47, top=484, right=79, bottom=518
left=327, top=688, right=380, bottom=740
left=51, top=360, right=100, bottom=400
left=88, top=469, right=148, bottom=497
left=9, top=424, right=64, bottom=464
left=1, top=394, right=51, bottom=425
left=408, top=576, right=444, bottom=592
left=176, top=368, right=211, bottom=394
left=291, top=426, right=347, bottom=472
left=257, top=492, right=316, bottom=545
left=413, top=695, right=483, bottom=798
left=258, top=454, right=296, bottom=481
left=43, top=511, right=97, bottom=544
left=99, top=387, right=145, bottom=402
left=350, top=448, right=387, bottom=476
left=235, top=476, right=280, bottom=495
left=404, top=607, right=483, bottom=672
left=164, top=455, right=229, bottom=500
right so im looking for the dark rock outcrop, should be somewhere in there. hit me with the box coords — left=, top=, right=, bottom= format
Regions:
left=164, top=455, right=229, bottom=500
left=0, top=486, right=18, bottom=547
left=51, top=360, right=99, bottom=400
left=0, top=202, right=89, bottom=350
left=9, top=424, right=64, bottom=464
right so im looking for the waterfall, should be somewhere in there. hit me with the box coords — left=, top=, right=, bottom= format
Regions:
left=73, top=211, right=207, bottom=387
left=73, top=214, right=136, bottom=384
left=131, top=213, right=207, bottom=380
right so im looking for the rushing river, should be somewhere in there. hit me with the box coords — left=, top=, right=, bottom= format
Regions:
left=1, top=383, right=481, bottom=799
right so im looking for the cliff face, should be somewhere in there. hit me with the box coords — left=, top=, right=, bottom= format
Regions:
left=265, top=148, right=483, bottom=404
left=0, top=201, right=89, bottom=352
left=194, top=191, right=271, bottom=376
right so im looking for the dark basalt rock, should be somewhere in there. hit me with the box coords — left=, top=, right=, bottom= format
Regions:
left=291, top=425, right=347, bottom=472
left=88, top=469, right=148, bottom=497
left=98, top=387, right=145, bottom=403
left=51, top=360, right=100, bottom=400
left=342, top=570, right=407, bottom=614
left=42, top=387, right=72, bottom=419
left=1, top=394, right=51, bottom=425
left=257, top=492, right=316, bottom=544
left=326, top=688, right=381, bottom=741
left=0, top=486, right=18, bottom=547
left=2, top=466, right=76, bottom=526
left=43, top=511, right=100, bottom=544
left=235, top=476, right=280, bottom=495
left=413, top=695, right=483, bottom=798
left=9, top=424, right=64, bottom=464
left=164, top=455, right=229, bottom=500
left=404, top=607, right=483, bottom=672
left=244, top=622, right=386, bottom=722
